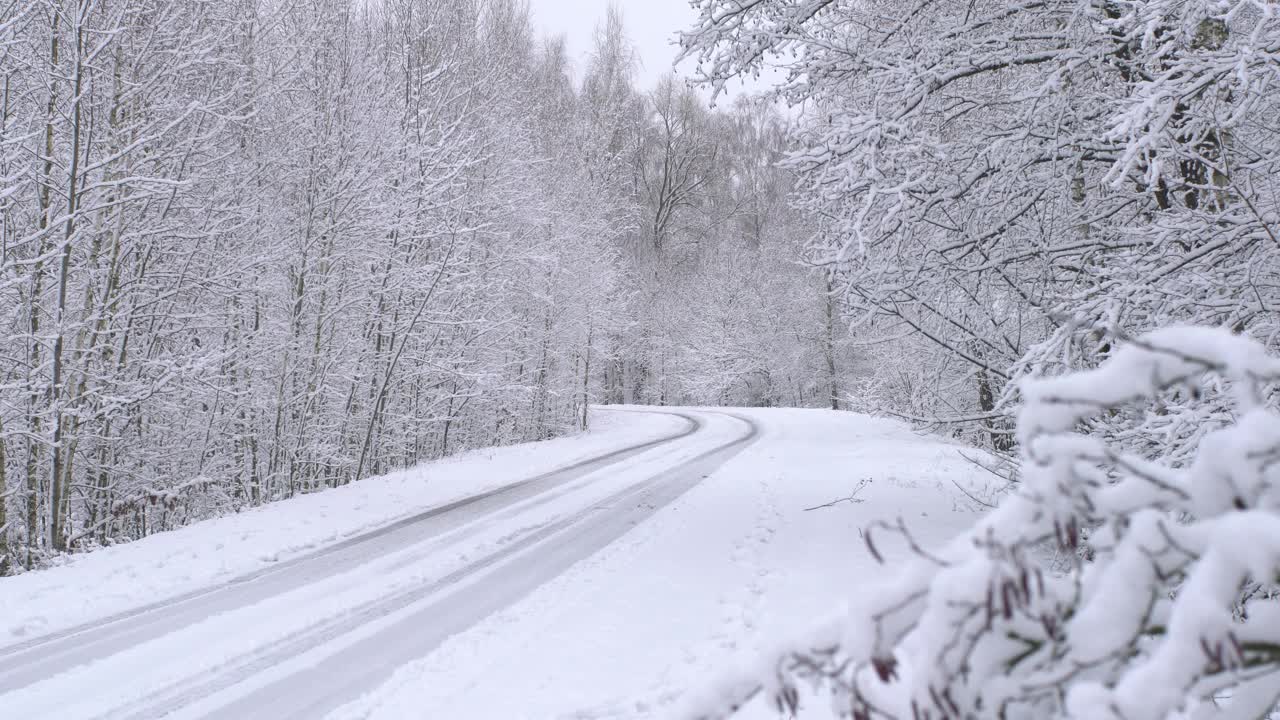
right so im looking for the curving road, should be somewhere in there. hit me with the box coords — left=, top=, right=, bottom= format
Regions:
left=0, top=409, right=759, bottom=720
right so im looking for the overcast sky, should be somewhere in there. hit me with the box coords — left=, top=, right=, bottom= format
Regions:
left=527, top=0, right=690, bottom=88
left=525, top=0, right=773, bottom=100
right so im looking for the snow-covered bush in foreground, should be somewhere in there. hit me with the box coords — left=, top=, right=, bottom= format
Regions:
left=692, top=326, right=1280, bottom=719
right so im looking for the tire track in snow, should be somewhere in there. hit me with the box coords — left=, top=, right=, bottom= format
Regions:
left=116, top=412, right=758, bottom=720
left=0, top=410, right=698, bottom=696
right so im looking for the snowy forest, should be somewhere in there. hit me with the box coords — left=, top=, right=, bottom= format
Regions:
left=1, top=0, right=1279, bottom=716
left=0, top=0, right=853, bottom=570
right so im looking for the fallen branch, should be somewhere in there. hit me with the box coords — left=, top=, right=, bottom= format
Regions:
left=804, top=478, right=871, bottom=511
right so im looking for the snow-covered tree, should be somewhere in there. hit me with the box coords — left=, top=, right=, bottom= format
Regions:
left=681, top=0, right=1280, bottom=447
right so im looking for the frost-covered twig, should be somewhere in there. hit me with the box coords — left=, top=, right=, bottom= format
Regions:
left=804, top=478, right=872, bottom=511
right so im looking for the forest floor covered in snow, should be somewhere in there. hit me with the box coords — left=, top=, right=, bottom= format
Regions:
left=0, top=408, right=992, bottom=719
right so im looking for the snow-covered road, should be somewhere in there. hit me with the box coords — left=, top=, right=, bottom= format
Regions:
left=0, top=408, right=990, bottom=719
left=0, top=409, right=759, bottom=719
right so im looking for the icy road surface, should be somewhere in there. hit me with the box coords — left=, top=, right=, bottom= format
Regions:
left=0, top=409, right=758, bottom=719
left=0, top=408, right=990, bottom=719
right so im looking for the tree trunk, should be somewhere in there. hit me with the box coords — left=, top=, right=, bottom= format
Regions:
left=0, top=416, right=8, bottom=575
left=823, top=275, right=841, bottom=411
left=48, top=2, right=88, bottom=552
left=580, top=325, right=592, bottom=430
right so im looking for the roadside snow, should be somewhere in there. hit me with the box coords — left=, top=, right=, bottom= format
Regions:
left=330, top=408, right=989, bottom=720
left=1, top=407, right=994, bottom=720
left=0, top=409, right=685, bottom=648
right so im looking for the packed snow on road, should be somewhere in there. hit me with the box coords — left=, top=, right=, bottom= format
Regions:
left=0, top=408, right=989, bottom=719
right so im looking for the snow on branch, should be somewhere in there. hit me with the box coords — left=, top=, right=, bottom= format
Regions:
left=687, top=326, right=1280, bottom=719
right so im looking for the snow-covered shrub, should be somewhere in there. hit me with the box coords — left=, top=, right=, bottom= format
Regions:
left=692, top=326, right=1280, bottom=719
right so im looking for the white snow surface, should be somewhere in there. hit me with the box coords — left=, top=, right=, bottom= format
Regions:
left=330, top=408, right=984, bottom=719
left=0, top=407, right=989, bottom=719
left=0, top=409, right=685, bottom=647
